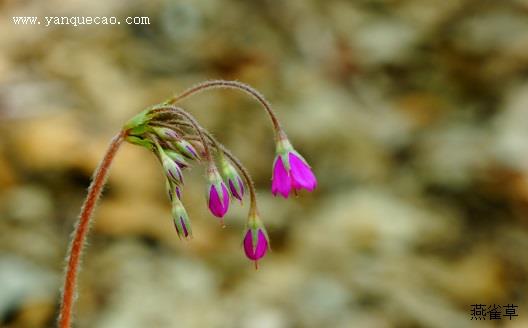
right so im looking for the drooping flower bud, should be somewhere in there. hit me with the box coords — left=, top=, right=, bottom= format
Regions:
left=171, top=197, right=192, bottom=239
left=174, top=138, right=199, bottom=161
left=152, top=126, right=179, bottom=140
left=159, top=147, right=184, bottom=185
left=243, top=214, right=269, bottom=267
left=166, top=179, right=181, bottom=201
left=271, top=137, right=316, bottom=198
left=165, top=149, right=189, bottom=168
left=152, top=126, right=198, bottom=160
left=206, top=164, right=230, bottom=218
left=220, top=156, right=245, bottom=202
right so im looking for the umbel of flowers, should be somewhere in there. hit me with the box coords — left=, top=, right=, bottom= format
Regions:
left=123, top=81, right=317, bottom=265
left=58, top=80, right=316, bottom=328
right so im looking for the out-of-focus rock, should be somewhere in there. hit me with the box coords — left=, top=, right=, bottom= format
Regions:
left=0, top=257, right=58, bottom=326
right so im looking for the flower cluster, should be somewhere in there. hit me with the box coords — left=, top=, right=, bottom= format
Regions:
left=122, top=81, right=316, bottom=266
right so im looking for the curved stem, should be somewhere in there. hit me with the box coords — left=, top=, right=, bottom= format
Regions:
left=58, top=130, right=126, bottom=328
left=166, top=80, right=283, bottom=139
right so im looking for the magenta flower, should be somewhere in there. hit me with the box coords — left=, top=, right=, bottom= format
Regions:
left=271, top=139, right=316, bottom=198
left=243, top=214, right=269, bottom=267
left=243, top=229, right=268, bottom=260
left=206, top=166, right=230, bottom=218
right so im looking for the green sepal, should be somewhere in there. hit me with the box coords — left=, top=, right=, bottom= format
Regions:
left=246, top=214, right=270, bottom=252
left=123, top=107, right=152, bottom=131
left=206, top=165, right=227, bottom=204
left=275, top=138, right=294, bottom=155
left=127, top=124, right=150, bottom=136
left=158, top=145, right=183, bottom=184
left=279, top=153, right=291, bottom=171
left=166, top=179, right=173, bottom=201
left=172, top=198, right=192, bottom=239
left=165, top=149, right=189, bottom=167
left=174, top=139, right=199, bottom=160
left=125, top=135, right=154, bottom=149
left=220, top=157, right=244, bottom=197
left=275, top=138, right=294, bottom=171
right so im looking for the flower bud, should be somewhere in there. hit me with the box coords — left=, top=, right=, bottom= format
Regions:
left=165, top=149, right=189, bottom=168
left=220, top=157, right=245, bottom=202
left=160, top=148, right=184, bottom=184
left=172, top=198, right=192, bottom=239
left=271, top=138, right=316, bottom=198
left=152, top=126, right=179, bottom=140
left=166, top=179, right=181, bottom=201
left=243, top=214, right=269, bottom=267
left=152, top=126, right=199, bottom=161
left=174, top=139, right=199, bottom=160
left=206, top=165, right=230, bottom=218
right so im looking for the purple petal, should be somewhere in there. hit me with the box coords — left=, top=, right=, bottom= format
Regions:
left=208, top=184, right=230, bottom=217
left=167, top=163, right=183, bottom=184
left=175, top=159, right=188, bottom=169
left=166, top=130, right=179, bottom=139
left=271, top=156, right=292, bottom=198
left=175, top=186, right=181, bottom=199
left=238, top=177, right=245, bottom=197
left=168, top=169, right=178, bottom=181
left=229, top=179, right=241, bottom=200
left=243, top=229, right=268, bottom=260
left=186, top=145, right=198, bottom=158
left=181, top=217, right=189, bottom=237
left=221, top=183, right=230, bottom=208
left=289, top=153, right=317, bottom=192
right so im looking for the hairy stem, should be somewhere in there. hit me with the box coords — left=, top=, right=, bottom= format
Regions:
left=166, top=80, right=283, bottom=138
left=58, top=130, right=126, bottom=328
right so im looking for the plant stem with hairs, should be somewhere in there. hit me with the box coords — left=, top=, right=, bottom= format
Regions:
left=57, top=80, right=317, bottom=327
left=58, top=131, right=125, bottom=328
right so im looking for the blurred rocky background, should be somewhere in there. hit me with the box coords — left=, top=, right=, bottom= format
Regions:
left=1, top=0, right=528, bottom=327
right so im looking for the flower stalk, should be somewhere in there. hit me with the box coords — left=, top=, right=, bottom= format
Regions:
left=58, top=130, right=125, bottom=328
left=57, top=80, right=316, bottom=328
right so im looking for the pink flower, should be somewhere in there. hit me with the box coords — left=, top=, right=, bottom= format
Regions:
left=243, top=228, right=268, bottom=261
left=243, top=214, right=269, bottom=267
left=206, top=166, right=230, bottom=218
left=271, top=140, right=317, bottom=198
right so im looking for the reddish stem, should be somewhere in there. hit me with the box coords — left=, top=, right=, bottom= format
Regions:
left=166, top=80, right=283, bottom=137
left=58, top=130, right=126, bottom=328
